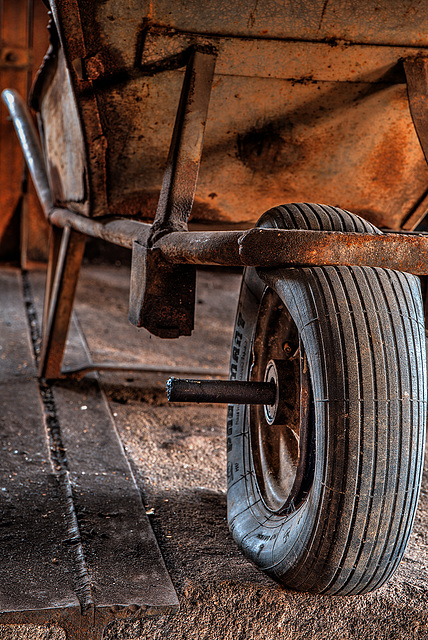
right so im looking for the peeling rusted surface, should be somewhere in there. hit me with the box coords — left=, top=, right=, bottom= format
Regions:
left=129, top=241, right=196, bottom=338
left=125, top=49, right=216, bottom=338
left=239, top=228, right=428, bottom=274
left=41, top=3, right=109, bottom=217
left=404, top=57, right=428, bottom=163
left=41, top=47, right=88, bottom=212
left=140, top=27, right=416, bottom=84
left=154, top=230, right=242, bottom=265
left=136, top=0, right=428, bottom=47
left=402, top=57, right=428, bottom=231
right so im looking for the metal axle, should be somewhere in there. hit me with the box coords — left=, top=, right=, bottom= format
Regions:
left=166, top=378, right=277, bottom=405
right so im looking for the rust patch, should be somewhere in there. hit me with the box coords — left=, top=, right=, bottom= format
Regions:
left=36, top=3, right=428, bottom=230
left=101, top=190, right=229, bottom=225
left=189, top=198, right=232, bottom=223
left=366, top=122, right=406, bottom=194
left=237, top=121, right=300, bottom=174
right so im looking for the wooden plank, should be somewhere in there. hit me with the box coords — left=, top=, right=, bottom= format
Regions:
left=29, top=269, right=179, bottom=611
left=0, top=269, right=177, bottom=638
left=52, top=315, right=179, bottom=610
left=0, top=0, right=29, bottom=248
left=22, top=0, right=50, bottom=266
left=0, top=269, right=79, bottom=613
left=0, top=0, right=50, bottom=264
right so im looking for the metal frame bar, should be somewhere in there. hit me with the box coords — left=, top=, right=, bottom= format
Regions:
left=149, top=48, right=217, bottom=243
left=62, top=361, right=228, bottom=381
left=402, top=56, right=428, bottom=231
left=166, top=378, right=276, bottom=404
left=41, top=224, right=62, bottom=346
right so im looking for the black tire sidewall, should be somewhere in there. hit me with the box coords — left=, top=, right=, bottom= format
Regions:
left=227, top=265, right=326, bottom=586
left=227, top=203, right=426, bottom=594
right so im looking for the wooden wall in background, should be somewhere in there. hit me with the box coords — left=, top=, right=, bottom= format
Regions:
left=0, top=0, right=49, bottom=265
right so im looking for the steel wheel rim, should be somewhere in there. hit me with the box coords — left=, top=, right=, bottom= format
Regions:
left=249, top=287, right=315, bottom=514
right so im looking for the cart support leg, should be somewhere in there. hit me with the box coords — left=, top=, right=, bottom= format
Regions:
left=41, top=225, right=62, bottom=346
left=403, top=56, right=428, bottom=231
left=403, top=56, right=428, bottom=326
left=39, top=225, right=86, bottom=378
left=129, top=47, right=216, bottom=338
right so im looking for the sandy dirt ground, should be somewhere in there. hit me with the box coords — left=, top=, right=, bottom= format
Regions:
left=1, top=263, right=428, bottom=640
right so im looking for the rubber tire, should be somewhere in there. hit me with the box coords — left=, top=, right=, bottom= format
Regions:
left=227, top=203, right=427, bottom=595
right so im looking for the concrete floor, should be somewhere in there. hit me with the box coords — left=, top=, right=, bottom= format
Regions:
left=1, top=264, right=428, bottom=639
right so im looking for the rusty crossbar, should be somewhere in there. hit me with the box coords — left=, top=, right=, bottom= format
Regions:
left=3, top=88, right=428, bottom=276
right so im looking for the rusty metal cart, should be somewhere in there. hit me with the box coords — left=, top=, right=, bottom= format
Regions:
left=3, top=0, right=428, bottom=597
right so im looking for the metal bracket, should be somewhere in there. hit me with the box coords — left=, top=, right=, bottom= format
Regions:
left=129, top=241, right=196, bottom=338
left=128, top=47, right=216, bottom=338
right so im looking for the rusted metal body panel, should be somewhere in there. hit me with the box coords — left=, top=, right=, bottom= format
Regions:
left=9, top=86, right=428, bottom=277
left=133, top=0, right=428, bottom=46
left=6, top=1, right=428, bottom=360
left=37, top=0, right=428, bottom=229
left=41, top=48, right=88, bottom=215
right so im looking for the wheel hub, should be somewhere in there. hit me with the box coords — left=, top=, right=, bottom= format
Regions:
left=263, top=359, right=288, bottom=425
